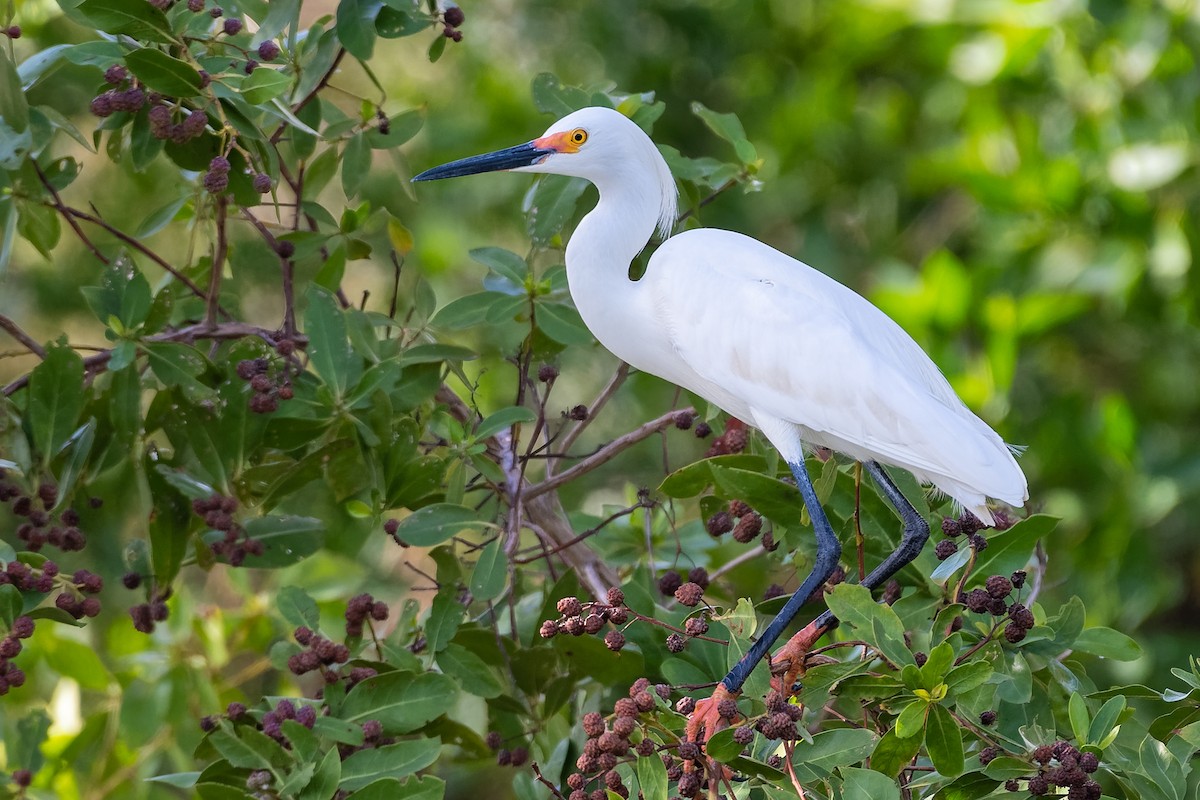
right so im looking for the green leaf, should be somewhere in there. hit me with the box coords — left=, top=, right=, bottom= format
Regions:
left=894, top=699, right=928, bottom=740
left=436, top=642, right=505, bottom=698
left=207, top=724, right=287, bottom=770
left=424, top=591, right=463, bottom=653
left=690, top=101, right=756, bottom=162
left=75, top=0, right=175, bottom=42
left=871, top=727, right=923, bottom=778
left=824, top=583, right=914, bottom=667
left=982, top=756, right=1035, bottom=780
left=0, top=585, right=21, bottom=629
left=342, top=671, right=457, bottom=733
left=943, top=660, right=992, bottom=696
left=1087, top=695, right=1126, bottom=747
left=43, top=636, right=110, bottom=690
left=636, top=750, right=668, bottom=800
left=469, top=536, right=507, bottom=602
left=704, top=728, right=744, bottom=763
left=1073, top=626, right=1142, bottom=661
left=0, top=47, right=29, bottom=134
left=26, top=342, right=85, bottom=461
left=968, top=515, right=1058, bottom=585
left=305, top=284, right=360, bottom=398
left=431, top=291, right=514, bottom=330
left=526, top=175, right=588, bottom=245
left=530, top=72, right=593, bottom=118
left=536, top=302, right=594, bottom=346
left=1068, top=692, right=1090, bottom=744
left=342, top=132, right=371, bottom=198
left=203, top=516, right=324, bottom=568
left=145, top=342, right=217, bottom=403
left=789, top=728, right=878, bottom=775
left=924, top=704, right=964, bottom=777
left=55, top=418, right=95, bottom=506
left=336, top=0, right=383, bottom=60
left=919, top=642, right=955, bottom=688
left=124, top=48, right=202, bottom=96
left=338, top=738, right=440, bottom=791
left=469, top=247, right=527, bottom=285
left=842, top=766, right=902, bottom=800
left=299, top=748, right=342, bottom=800
left=391, top=504, right=487, bottom=547
left=474, top=406, right=537, bottom=441
left=241, top=67, right=292, bottom=105
left=277, top=585, right=320, bottom=629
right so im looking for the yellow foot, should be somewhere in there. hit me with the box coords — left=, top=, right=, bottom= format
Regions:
left=683, top=683, right=741, bottom=781
left=769, top=618, right=834, bottom=697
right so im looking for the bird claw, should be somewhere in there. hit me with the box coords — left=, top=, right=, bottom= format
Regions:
left=683, top=684, right=740, bottom=781
left=769, top=619, right=833, bottom=698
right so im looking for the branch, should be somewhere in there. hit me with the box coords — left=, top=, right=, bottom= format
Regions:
left=205, top=195, right=229, bottom=329
left=61, top=206, right=212, bottom=304
left=270, top=48, right=346, bottom=145
left=2, top=322, right=294, bottom=396
left=525, top=408, right=691, bottom=501
left=240, top=209, right=297, bottom=337
left=33, top=162, right=109, bottom=265
left=0, top=315, right=46, bottom=359
left=552, top=362, right=629, bottom=465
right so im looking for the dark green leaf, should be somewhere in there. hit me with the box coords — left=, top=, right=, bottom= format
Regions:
left=0, top=585, right=21, bottom=628
left=824, top=584, right=914, bottom=668
left=299, top=748, right=341, bottom=800
left=305, top=285, right=360, bottom=398
left=145, top=342, right=217, bottom=403
left=425, top=591, right=463, bottom=653
left=871, top=727, right=923, bottom=778
left=26, top=342, right=84, bottom=461
left=241, top=68, right=292, bottom=105
left=943, top=660, right=992, bottom=695
left=391, top=503, right=487, bottom=547
left=342, top=132, right=370, bottom=198
left=531, top=73, right=593, bottom=117
left=704, top=728, right=743, bottom=763
left=202, top=516, right=324, bottom=568
left=0, top=47, right=29, bottom=134
left=894, top=698, right=928, bottom=739
left=1073, top=626, right=1142, bottom=661
left=342, top=671, right=457, bottom=733
left=842, top=766, right=901, bottom=800
left=207, top=724, right=288, bottom=770
left=436, top=643, right=505, bottom=698
left=338, top=738, right=440, bottom=791
left=925, top=704, right=964, bottom=777
left=536, top=302, right=594, bottom=346
left=124, top=48, right=202, bottom=96
left=75, top=0, right=174, bottom=42
left=469, top=247, right=527, bottom=285
left=526, top=175, right=588, bottom=244
left=474, top=406, right=536, bottom=441
left=336, top=0, right=383, bottom=60
left=789, top=728, right=877, bottom=775
left=919, top=641, right=955, bottom=688
left=1068, top=692, right=1090, bottom=744
left=277, top=585, right=320, bottom=629
left=468, top=536, right=507, bottom=602
left=636, top=752, right=668, bottom=800
left=1087, top=695, right=1127, bottom=747
left=967, top=515, right=1058, bottom=586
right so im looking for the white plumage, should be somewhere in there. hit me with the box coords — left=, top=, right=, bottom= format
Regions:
left=415, top=105, right=1028, bottom=523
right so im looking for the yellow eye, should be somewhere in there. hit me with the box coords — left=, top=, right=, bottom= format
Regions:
left=569, top=128, right=588, bottom=145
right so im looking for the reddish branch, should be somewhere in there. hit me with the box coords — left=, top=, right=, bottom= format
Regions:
left=33, top=162, right=109, bottom=265
left=0, top=315, right=47, bottom=360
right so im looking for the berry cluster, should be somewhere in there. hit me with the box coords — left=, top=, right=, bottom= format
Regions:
left=960, top=569, right=1032, bottom=643
left=148, top=105, right=208, bottom=144
left=236, top=355, right=295, bottom=413
left=933, top=511, right=991, bottom=559
left=54, top=569, right=104, bottom=620
left=286, top=625, right=353, bottom=682
left=985, top=740, right=1103, bottom=797
left=484, top=732, right=529, bottom=767
left=203, top=155, right=230, bottom=194
left=706, top=498, right=772, bottom=547
left=0, top=476, right=88, bottom=552
left=567, top=678, right=665, bottom=799
left=127, top=582, right=171, bottom=634
left=0, top=616, right=34, bottom=696
left=441, top=3, right=465, bottom=41
left=193, top=493, right=264, bottom=566
left=540, top=588, right=630, bottom=651
left=704, top=418, right=748, bottom=457
left=344, top=593, right=389, bottom=637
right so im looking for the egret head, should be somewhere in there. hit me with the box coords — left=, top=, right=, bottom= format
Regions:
left=414, top=106, right=678, bottom=238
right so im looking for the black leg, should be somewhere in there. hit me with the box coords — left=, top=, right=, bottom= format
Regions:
left=720, top=458, right=841, bottom=693
left=812, top=460, right=930, bottom=629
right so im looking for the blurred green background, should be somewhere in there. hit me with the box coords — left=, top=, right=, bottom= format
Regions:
left=6, top=0, right=1200, bottom=698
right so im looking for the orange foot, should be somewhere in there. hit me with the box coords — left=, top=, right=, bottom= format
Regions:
left=769, top=618, right=834, bottom=698
left=684, top=683, right=741, bottom=746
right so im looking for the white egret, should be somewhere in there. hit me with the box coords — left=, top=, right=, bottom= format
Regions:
left=413, top=106, right=1027, bottom=737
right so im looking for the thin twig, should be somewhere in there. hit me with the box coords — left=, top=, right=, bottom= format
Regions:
left=706, top=544, right=767, bottom=582
left=527, top=408, right=691, bottom=501
left=0, top=315, right=47, bottom=359
left=270, top=48, right=346, bottom=145
left=551, top=362, right=630, bottom=469
left=33, top=162, right=109, bottom=265
left=205, top=195, right=229, bottom=329
left=60, top=206, right=212, bottom=304
left=529, top=763, right=567, bottom=800
left=240, top=209, right=297, bottom=336
left=513, top=499, right=648, bottom=564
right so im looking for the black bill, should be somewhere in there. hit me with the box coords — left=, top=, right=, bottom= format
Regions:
left=412, top=141, right=554, bottom=182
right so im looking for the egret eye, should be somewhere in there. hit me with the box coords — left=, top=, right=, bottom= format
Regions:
left=569, top=128, right=588, bottom=145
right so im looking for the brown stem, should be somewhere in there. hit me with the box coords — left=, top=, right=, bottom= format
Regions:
left=0, top=315, right=47, bottom=359
left=525, top=408, right=691, bottom=501
left=61, top=207, right=215, bottom=307
left=206, top=196, right=229, bottom=329
left=551, top=362, right=629, bottom=470
left=33, top=163, right=109, bottom=265
left=513, top=499, right=647, bottom=564
left=240, top=209, right=297, bottom=336
left=270, top=48, right=346, bottom=145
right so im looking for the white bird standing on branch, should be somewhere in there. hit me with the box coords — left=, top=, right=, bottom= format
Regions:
left=413, top=105, right=1027, bottom=743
